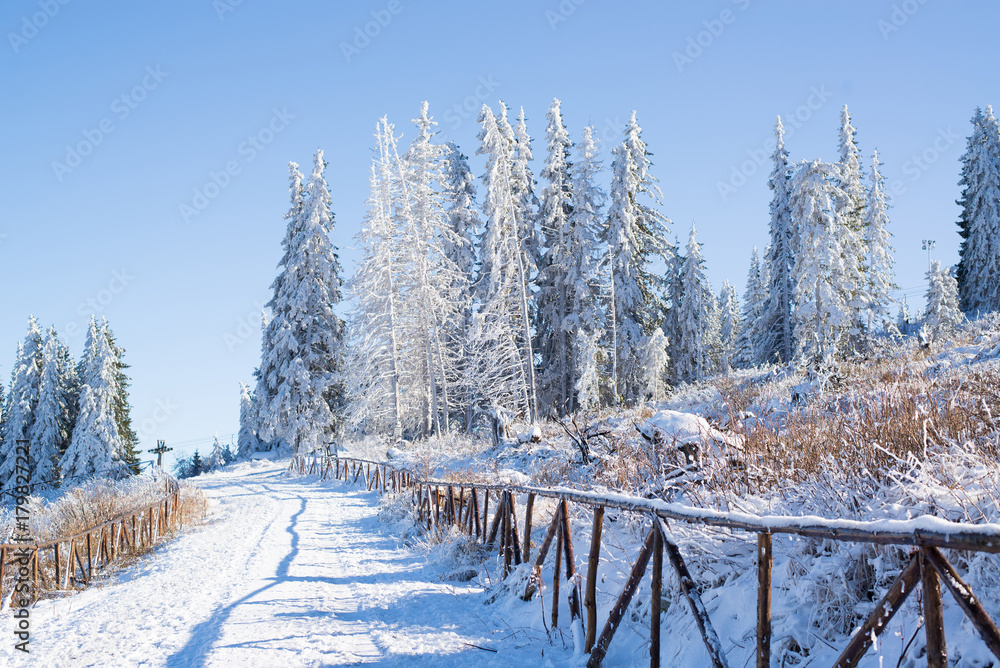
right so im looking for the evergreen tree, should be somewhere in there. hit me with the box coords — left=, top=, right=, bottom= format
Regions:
left=789, top=161, right=854, bottom=371
left=256, top=150, right=347, bottom=453
left=760, top=117, right=795, bottom=364
left=399, top=102, right=469, bottom=436
left=190, top=449, right=203, bottom=477
left=104, top=321, right=139, bottom=474
left=55, top=334, right=79, bottom=457
left=735, top=247, right=766, bottom=368
left=639, top=328, right=671, bottom=401
left=574, top=328, right=603, bottom=412
left=716, top=281, right=740, bottom=374
left=956, top=106, right=1000, bottom=313
left=25, top=330, right=65, bottom=487
left=600, top=112, right=671, bottom=402
left=835, top=105, right=871, bottom=346
left=923, top=261, right=964, bottom=340
left=469, top=103, right=538, bottom=422
left=61, top=317, right=128, bottom=481
left=346, top=123, right=405, bottom=438
left=0, top=317, right=43, bottom=490
left=674, top=225, right=715, bottom=383
left=662, top=240, right=684, bottom=382
left=237, top=382, right=259, bottom=458
left=864, top=150, right=896, bottom=332
left=536, top=98, right=577, bottom=414
left=208, top=436, right=227, bottom=470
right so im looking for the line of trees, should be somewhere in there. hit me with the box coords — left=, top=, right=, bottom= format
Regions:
left=0, top=315, right=139, bottom=491
left=239, top=100, right=996, bottom=451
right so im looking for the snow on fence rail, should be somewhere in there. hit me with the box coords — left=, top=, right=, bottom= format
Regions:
left=0, top=476, right=181, bottom=607
left=291, top=454, right=1000, bottom=668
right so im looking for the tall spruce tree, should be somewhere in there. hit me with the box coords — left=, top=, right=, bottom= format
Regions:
left=256, top=150, right=346, bottom=453
left=0, top=317, right=43, bottom=489
left=923, top=260, right=963, bottom=340
left=864, top=150, right=896, bottom=332
left=600, top=112, right=671, bottom=402
left=674, top=225, right=715, bottom=383
left=104, top=321, right=139, bottom=474
left=956, top=106, right=1000, bottom=314
left=760, top=117, right=795, bottom=364
left=735, top=247, right=766, bottom=368
left=536, top=98, right=576, bottom=414
left=26, top=330, right=66, bottom=487
left=61, top=317, right=129, bottom=481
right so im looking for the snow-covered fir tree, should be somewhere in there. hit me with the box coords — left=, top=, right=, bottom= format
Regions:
left=442, top=141, right=481, bottom=283
left=346, top=122, right=406, bottom=438
left=208, top=436, right=228, bottom=470
left=674, top=225, right=715, bottom=383
left=600, top=112, right=671, bottom=402
left=574, top=328, right=603, bottom=412
left=61, top=317, right=129, bottom=481
left=789, top=160, right=855, bottom=371
left=662, top=239, right=684, bottom=383
left=0, top=317, right=43, bottom=489
left=759, top=117, right=795, bottom=364
left=639, top=328, right=670, bottom=401
left=104, top=322, right=139, bottom=474
left=255, top=150, right=346, bottom=453
left=835, top=105, right=871, bottom=347
left=25, top=330, right=66, bottom=487
left=716, top=281, right=740, bottom=374
left=956, top=106, right=1000, bottom=314
left=923, top=260, right=963, bottom=341
left=535, top=98, right=576, bottom=415
left=237, top=382, right=259, bottom=458
left=507, top=105, right=541, bottom=277
left=56, top=333, right=79, bottom=457
left=563, top=125, right=607, bottom=410
left=468, top=103, right=539, bottom=422
left=864, top=150, right=896, bottom=332
left=735, top=247, right=766, bottom=368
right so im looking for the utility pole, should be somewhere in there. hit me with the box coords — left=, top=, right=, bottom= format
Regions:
left=922, top=239, right=936, bottom=275
left=148, top=440, right=172, bottom=469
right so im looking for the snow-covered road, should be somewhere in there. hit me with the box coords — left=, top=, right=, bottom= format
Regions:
left=5, top=461, right=566, bottom=667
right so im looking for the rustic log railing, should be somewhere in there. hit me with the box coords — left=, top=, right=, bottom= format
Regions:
left=292, top=453, right=1000, bottom=668
left=0, top=475, right=181, bottom=607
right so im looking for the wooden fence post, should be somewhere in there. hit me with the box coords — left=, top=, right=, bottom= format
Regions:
left=651, top=526, right=663, bottom=668
left=523, top=493, right=535, bottom=562
left=757, top=532, right=772, bottom=668
left=585, top=505, right=605, bottom=654
left=923, top=545, right=1000, bottom=661
left=921, top=548, right=947, bottom=667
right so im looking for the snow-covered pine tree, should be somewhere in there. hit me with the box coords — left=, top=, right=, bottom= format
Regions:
left=574, top=328, right=603, bottom=412
left=639, top=328, right=671, bottom=402
left=735, top=247, right=766, bottom=368
left=564, top=125, right=608, bottom=411
left=789, top=160, right=854, bottom=371
left=208, top=436, right=227, bottom=470
left=469, top=103, right=538, bottom=422
left=441, top=141, right=482, bottom=429
left=956, top=106, right=1000, bottom=314
left=864, top=150, right=896, bottom=332
left=104, top=321, right=139, bottom=474
left=835, top=105, right=871, bottom=348
left=55, top=333, right=79, bottom=457
left=25, top=330, right=66, bottom=487
left=507, top=105, right=541, bottom=277
left=190, top=449, right=203, bottom=477
left=396, top=102, right=469, bottom=436
left=256, top=150, right=346, bottom=453
left=0, top=317, right=43, bottom=489
left=759, top=117, right=795, bottom=364
left=923, top=260, right=964, bottom=341
left=536, top=98, right=577, bottom=415
left=237, top=382, right=259, bottom=458
left=600, top=112, right=671, bottom=402
left=60, top=317, right=128, bottom=482
left=674, top=225, right=715, bottom=383
left=346, top=121, right=406, bottom=439
left=662, top=239, right=684, bottom=383
left=716, top=281, right=740, bottom=374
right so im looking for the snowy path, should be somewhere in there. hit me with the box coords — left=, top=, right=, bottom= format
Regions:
left=5, top=461, right=567, bottom=667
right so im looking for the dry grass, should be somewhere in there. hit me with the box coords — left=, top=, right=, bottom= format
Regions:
left=1, top=475, right=208, bottom=604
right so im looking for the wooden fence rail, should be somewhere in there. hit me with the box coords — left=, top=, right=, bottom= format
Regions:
left=0, top=476, right=181, bottom=607
left=292, top=454, right=1000, bottom=668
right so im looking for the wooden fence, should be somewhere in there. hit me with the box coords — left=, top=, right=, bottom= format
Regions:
left=291, top=454, right=1000, bottom=668
left=0, top=476, right=181, bottom=607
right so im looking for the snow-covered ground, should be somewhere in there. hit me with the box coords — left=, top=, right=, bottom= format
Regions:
left=3, top=460, right=574, bottom=667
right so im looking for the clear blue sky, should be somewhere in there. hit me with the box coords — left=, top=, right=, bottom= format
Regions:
left=2, top=1, right=997, bottom=468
